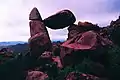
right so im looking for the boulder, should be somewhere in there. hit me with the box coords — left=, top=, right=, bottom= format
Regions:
left=26, top=71, right=48, bottom=80
left=67, top=22, right=100, bottom=39
left=62, top=31, right=112, bottom=50
left=60, top=31, right=112, bottom=66
left=39, top=51, right=63, bottom=69
left=62, top=31, right=98, bottom=50
left=44, top=10, right=76, bottom=29
left=52, top=56, right=63, bottom=69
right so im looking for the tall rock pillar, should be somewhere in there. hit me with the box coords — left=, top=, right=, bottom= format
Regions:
left=28, top=7, right=52, bottom=57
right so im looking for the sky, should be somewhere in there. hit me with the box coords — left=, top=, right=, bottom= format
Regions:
left=0, top=0, right=120, bottom=42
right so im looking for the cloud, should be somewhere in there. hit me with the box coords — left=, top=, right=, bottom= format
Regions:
left=0, top=0, right=120, bottom=41
left=47, top=27, right=68, bottom=41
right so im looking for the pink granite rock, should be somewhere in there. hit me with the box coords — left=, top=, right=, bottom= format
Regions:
left=67, top=22, right=100, bottom=39
left=28, top=8, right=52, bottom=57
left=60, top=30, right=112, bottom=66
left=26, top=71, right=48, bottom=80
left=62, top=31, right=98, bottom=50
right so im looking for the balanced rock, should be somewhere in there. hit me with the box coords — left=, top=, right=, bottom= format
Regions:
left=44, top=10, right=76, bottom=29
left=29, top=7, right=42, bottom=20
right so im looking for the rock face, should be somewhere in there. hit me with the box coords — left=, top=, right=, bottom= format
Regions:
left=61, top=29, right=112, bottom=66
left=63, top=31, right=98, bottom=50
left=44, top=10, right=76, bottom=29
left=28, top=7, right=52, bottom=57
left=60, top=21, right=113, bottom=67
left=62, top=30, right=111, bottom=51
left=60, top=31, right=98, bottom=66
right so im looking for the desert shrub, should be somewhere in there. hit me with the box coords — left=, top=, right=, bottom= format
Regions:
left=51, top=58, right=106, bottom=80
left=109, top=27, right=120, bottom=46
left=106, top=45, right=120, bottom=80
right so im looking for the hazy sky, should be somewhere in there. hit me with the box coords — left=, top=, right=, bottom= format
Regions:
left=0, top=0, right=120, bottom=41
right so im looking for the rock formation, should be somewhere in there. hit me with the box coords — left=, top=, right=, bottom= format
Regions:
left=28, top=7, right=52, bottom=57
left=61, top=29, right=112, bottom=66
left=27, top=8, right=113, bottom=79
left=44, top=10, right=76, bottom=29
left=0, top=7, right=119, bottom=80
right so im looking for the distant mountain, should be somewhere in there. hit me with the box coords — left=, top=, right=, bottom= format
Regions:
left=0, top=41, right=64, bottom=47
left=8, top=43, right=29, bottom=53
left=0, top=41, right=27, bottom=46
left=0, top=40, right=64, bottom=53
